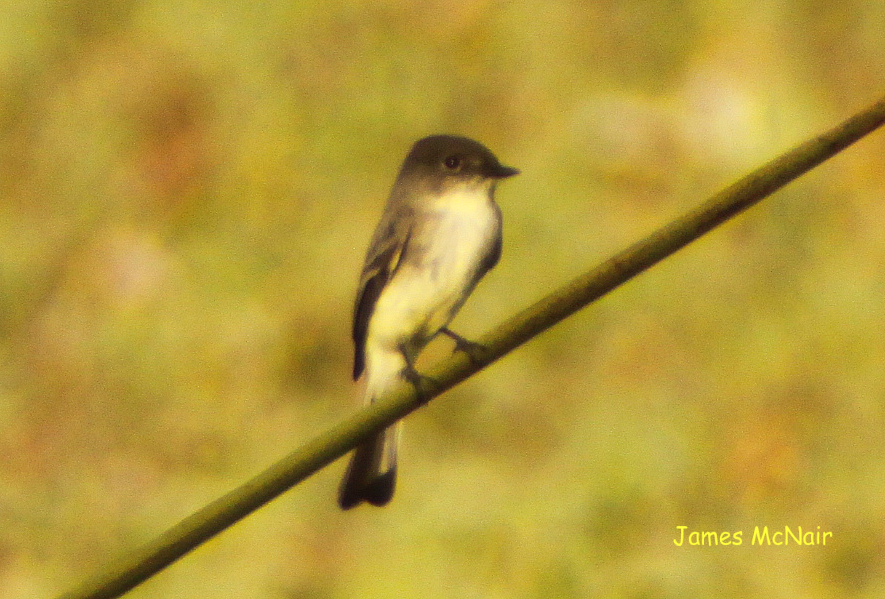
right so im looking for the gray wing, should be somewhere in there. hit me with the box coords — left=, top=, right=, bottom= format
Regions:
left=480, top=201, right=503, bottom=273
left=352, top=208, right=413, bottom=380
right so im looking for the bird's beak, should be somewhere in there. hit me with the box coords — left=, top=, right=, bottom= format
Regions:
left=491, top=164, right=520, bottom=179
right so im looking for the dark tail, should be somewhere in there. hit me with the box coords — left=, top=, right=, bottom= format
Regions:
left=338, top=425, right=398, bottom=509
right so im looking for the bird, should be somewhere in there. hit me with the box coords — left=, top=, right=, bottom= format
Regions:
left=338, top=135, right=518, bottom=509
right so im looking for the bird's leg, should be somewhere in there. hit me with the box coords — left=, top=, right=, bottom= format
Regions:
left=399, top=344, right=435, bottom=404
left=439, top=327, right=487, bottom=363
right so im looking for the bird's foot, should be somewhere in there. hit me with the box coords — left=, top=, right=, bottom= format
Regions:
left=439, top=327, right=487, bottom=364
left=400, top=363, right=437, bottom=405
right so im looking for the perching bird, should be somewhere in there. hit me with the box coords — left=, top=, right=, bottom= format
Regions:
left=338, top=135, right=518, bottom=509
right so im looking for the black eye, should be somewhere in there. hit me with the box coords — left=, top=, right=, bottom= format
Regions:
left=443, top=155, right=461, bottom=170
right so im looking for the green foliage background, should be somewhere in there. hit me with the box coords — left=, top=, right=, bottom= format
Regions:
left=2, top=1, right=885, bottom=597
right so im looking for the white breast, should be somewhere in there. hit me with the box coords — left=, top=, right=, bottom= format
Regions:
left=368, top=186, right=499, bottom=351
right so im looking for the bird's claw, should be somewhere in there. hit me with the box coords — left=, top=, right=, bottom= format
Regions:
left=439, top=327, right=487, bottom=364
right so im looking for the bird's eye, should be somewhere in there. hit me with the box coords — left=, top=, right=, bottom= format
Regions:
left=443, top=155, right=461, bottom=170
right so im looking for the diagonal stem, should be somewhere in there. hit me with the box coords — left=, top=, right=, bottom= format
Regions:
left=57, top=94, right=885, bottom=599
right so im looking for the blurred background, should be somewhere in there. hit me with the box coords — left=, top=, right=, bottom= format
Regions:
left=2, top=0, right=885, bottom=597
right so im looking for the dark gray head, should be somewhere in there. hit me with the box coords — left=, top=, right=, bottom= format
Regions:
left=397, top=135, right=519, bottom=187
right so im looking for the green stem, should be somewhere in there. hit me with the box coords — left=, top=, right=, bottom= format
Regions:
left=58, top=94, right=885, bottom=599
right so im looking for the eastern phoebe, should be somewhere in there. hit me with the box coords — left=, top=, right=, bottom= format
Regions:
left=338, top=135, right=519, bottom=509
